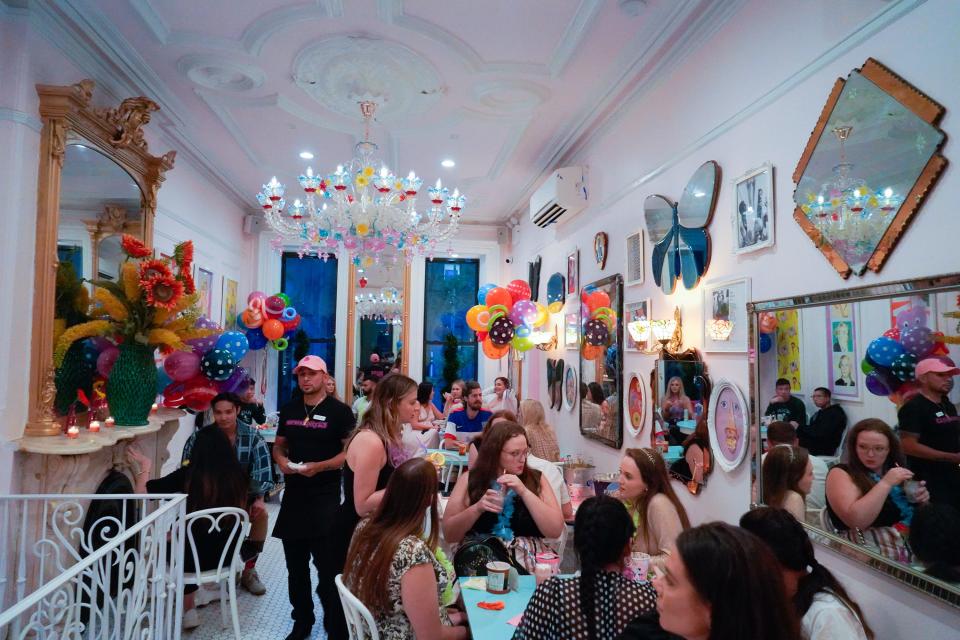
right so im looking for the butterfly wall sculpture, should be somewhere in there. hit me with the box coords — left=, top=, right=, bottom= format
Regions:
left=644, top=161, right=720, bottom=294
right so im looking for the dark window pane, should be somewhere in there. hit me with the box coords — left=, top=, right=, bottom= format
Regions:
left=422, top=258, right=479, bottom=407
left=278, top=253, right=337, bottom=407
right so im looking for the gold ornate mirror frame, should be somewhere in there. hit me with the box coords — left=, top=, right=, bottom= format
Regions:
left=343, top=262, right=411, bottom=405
left=26, top=80, right=175, bottom=437
left=792, top=58, right=948, bottom=279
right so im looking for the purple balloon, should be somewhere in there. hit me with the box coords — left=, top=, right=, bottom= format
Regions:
left=88, top=336, right=114, bottom=352
left=508, top=300, right=538, bottom=327
left=187, top=316, right=222, bottom=353
left=218, top=365, right=248, bottom=393
left=163, top=350, right=201, bottom=382
left=96, top=346, right=119, bottom=378
left=901, top=326, right=934, bottom=358
left=865, top=370, right=894, bottom=396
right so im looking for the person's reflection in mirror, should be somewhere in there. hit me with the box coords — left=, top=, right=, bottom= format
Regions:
left=762, top=446, right=813, bottom=523
left=910, top=503, right=960, bottom=583
left=580, top=383, right=601, bottom=433
left=825, top=420, right=929, bottom=562
left=661, top=376, right=694, bottom=446
left=764, top=378, right=807, bottom=429
left=669, top=417, right=711, bottom=493
left=897, top=358, right=960, bottom=511
left=798, top=388, right=847, bottom=456
left=765, top=422, right=827, bottom=511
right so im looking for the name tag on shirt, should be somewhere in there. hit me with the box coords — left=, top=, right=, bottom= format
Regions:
left=314, top=415, right=325, bottom=421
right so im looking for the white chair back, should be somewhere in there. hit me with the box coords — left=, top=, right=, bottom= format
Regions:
left=335, top=574, right=380, bottom=640
left=182, top=507, right=250, bottom=586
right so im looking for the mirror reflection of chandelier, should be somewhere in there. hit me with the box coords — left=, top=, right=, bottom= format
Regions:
left=257, top=101, right=465, bottom=266
left=356, top=287, right=403, bottom=323
left=801, top=126, right=902, bottom=246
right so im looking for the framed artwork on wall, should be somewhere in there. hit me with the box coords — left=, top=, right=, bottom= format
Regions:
left=826, top=303, right=860, bottom=400
left=707, top=379, right=749, bottom=472
left=563, top=366, right=577, bottom=412
left=222, top=276, right=239, bottom=330
left=625, top=230, right=644, bottom=286
left=775, top=309, right=803, bottom=393
left=564, top=302, right=579, bottom=350
left=195, top=266, right=213, bottom=318
left=732, top=164, right=775, bottom=255
left=625, top=372, right=645, bottom=437
left=594, top=232, right=608, bottom=269
left=566, top=250, right=579, bottom=297
left=701, top=277, right=751, bottom=352
left=625, top=299, right=652, bottom=352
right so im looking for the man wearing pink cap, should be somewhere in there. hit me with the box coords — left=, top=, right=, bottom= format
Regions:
left=272, top=355, right=355, bottom=640
left=898, top=357, right=960, bottom=510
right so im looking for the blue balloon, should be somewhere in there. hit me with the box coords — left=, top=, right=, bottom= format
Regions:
left=156, top=367, right=173, bottom=394
left=759, top=332, right=772, bottom=353
left=478, top=283, right=497, bottom=305
left=246, top=328, right=268, bottom=351
left=867, top=336, right=905, bottom=367
left=216, top=331, right=249, bottom=362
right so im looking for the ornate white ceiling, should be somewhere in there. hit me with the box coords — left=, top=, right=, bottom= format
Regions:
left=42, top=0, right=744, bottom=224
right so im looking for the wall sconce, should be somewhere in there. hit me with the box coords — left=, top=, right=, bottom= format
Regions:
left=651, top=307, right=684, bottom=354
left=707, top=318, right=733, bottom=341
left=627, top=319, right=651, bottom=345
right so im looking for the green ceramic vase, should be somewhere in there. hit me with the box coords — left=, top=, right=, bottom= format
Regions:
left=106, top=342, right=157, bottom=426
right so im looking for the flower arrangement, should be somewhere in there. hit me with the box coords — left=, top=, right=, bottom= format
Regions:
left=54, top=235, right=210, bottom=367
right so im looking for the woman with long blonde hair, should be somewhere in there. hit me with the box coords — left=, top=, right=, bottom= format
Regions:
left=519, top=399, right=560, bottom=462
left=660, top=376, right=693, bottom=423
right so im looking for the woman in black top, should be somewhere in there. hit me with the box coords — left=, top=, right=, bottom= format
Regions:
left=129, top=427, right=247, bottom=624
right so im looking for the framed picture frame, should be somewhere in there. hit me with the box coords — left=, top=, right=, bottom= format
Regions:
left=707, top=379, right=749, bottom=472
left=195, top=266, right=213, bottom=318
left=625, top=299, right=652, bottom=352
left=564, top=301, right=579, bottom=350
left=563, top=366, right=577, bottom=412
left=625, top=230, right=644, bottom=286
left=593, top=232, right=608, bottom=269
left=566, top=249, right=579, bottom=297
left=732, top=163, right=775, bottom=255
left=826, top=303, right=861, bottom=401
left=701, top=277, right=751, bottom=352
left=222, top=276, right=239, bottom=331
left=775, top=309, right=804, bottom=394
left=625, top=372, right=645, bottom=437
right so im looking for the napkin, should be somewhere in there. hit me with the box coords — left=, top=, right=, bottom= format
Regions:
left=507, top=613, right=523, bottom=627
left=461, top=577, right=486, bottom=591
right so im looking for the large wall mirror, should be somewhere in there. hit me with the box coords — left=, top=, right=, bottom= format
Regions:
left=344, top=260, right=410, bottom=404
left=579, top=273, right=623, bottom=449
left=651, top=354, right=713, bottom=494
left=750, top=273, right=960, bottom=608
left=27, top=80, right=175, bottom=437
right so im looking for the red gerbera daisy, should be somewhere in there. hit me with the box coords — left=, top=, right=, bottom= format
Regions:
left=180, top=270, right=196, bottom=295
left=120, top=234, right=151, bottom=258
left=138, top=259, right=173, bottom=283
left=143, top=273, right=184, bottom=310
left=174, top=241, right=194, bottom=272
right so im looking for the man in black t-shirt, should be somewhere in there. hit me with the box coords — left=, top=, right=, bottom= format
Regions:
left=272, top=356, right=355, bottom=640
left=763, top=378, right=807, bottom=428
left=899, top=358, right=960, bottom=511
left=798, top=387, right=847, bottom=456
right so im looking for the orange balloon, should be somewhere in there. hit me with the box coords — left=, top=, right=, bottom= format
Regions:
left=241, top=309, right=263, bottom=329
left=583, top=344, right=604, bottom=361
left=262, top=319, right=284, bottom=341
left=587, top=291, right=610, bottom=314
left=466, top=305, right=489, bottom=332
left=485, top=287, right=512, bottom=309
left=482, top=338, right=510, bottom=359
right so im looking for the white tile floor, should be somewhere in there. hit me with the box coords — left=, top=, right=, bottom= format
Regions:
left=187, top=501, right=329, bottom=640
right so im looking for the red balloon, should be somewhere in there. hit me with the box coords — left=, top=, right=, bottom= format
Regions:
left=182, top=376, right=218, bottom=411
left=264, top=296, right=285, bottom=319
left=161, top=381, right=187, bottom=407
left=484, top=287, right=512, bottom=309
left=281, top=314, right=301, bottom=333
left=883, top=327, right=901, bottom=341
left=507, top=279, right=532, bottom=304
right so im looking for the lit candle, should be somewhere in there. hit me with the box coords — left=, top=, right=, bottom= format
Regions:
left=105, top=417, right=115, bottom=428
left=66, top=425, right=80, bottom=439
left=151, top=403, right=159, bottom=414
left=88, top=420, right=101, bottom=433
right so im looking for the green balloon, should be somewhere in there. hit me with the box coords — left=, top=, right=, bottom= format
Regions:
left=512, top=335, right=534, bottom=352
left=275, top=293, right=291, bottom=306
left=861, top=358, right=874, bottom=375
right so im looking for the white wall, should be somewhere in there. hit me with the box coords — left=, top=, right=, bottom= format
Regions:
left=510, top=0, right=960, bottom=631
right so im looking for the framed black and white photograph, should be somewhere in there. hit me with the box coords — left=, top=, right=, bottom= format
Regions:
left=732, top=164, right=774, bottom=255
left=702, top=277, right=751, bottom=352
left=625, top=230, right=644, bottom=286
left=625, top=299, right=652, bottom=352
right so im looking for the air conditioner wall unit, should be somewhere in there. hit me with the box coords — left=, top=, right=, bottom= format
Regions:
left=529, top=166, right=588, bottom=228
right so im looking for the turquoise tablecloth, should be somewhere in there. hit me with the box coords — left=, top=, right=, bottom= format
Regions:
left=460, top=575, right=538, bottom=639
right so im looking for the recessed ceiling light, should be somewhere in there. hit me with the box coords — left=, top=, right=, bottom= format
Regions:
left=451, top=253, right=459, bottom=258
left=299, top=151, right=314, bottom=160
left=441, top=159, right=456, bottom=168
left=358, top=269, right=365, bottom=273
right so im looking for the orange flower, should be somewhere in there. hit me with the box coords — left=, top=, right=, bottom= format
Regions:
left=175, top=240, right=194, bottom=271
left=180, top=270, right=196, bottom=295
left=143, top=273, right=184, bottom=310
left=121, top=234, right=151, bottom=258
left=138, top=259, right=173, bottom=283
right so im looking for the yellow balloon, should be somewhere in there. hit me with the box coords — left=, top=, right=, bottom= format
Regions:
left=534, top=302, right=549, bottom=327
left=466, top=304, right=488, bottom=332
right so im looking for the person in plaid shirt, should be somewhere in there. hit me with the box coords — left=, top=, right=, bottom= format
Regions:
left=182, top=392, right=274, bottom=595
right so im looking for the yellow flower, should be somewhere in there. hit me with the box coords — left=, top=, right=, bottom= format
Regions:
left=121, top=263, right=140, bottom=301
left=356, top=222, right=370, bottom=236
left=355, top=175, right=369, bottom=188
left=94, top=288, right=128, bottom=321
left=153, top=292, right=198, bottom=326
left=54, top=320, right=113, bottom=367
left=362, top=166, right=375, bottom=178
left=147, top=328, right=188, bottom=351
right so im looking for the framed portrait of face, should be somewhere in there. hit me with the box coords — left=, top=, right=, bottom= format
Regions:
left=826, top=303, right=860, bottom=400
left=707, top=379, right=748, bottom=472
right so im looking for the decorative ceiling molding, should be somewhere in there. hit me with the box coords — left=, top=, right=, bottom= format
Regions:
left=471, top=79, right=551, bottom=114
left=177, top=54, right=265, bottom=92
left=130, top=0, right=344, bottom=56
left=376, top=0, right=604, bottom=78
left=0, top=108, right=43, bottom=132
left=192, top=90, right=264, bottom=167
left=292, top=35, right=444, bottom=123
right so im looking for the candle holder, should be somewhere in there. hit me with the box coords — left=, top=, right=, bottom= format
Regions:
left=88, top=420, right=101, bottom=433
left=66, top=426, right=80, bottom=439
left=105, top=417, right=116, bottom=428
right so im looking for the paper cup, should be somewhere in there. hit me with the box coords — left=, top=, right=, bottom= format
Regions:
left=485, top=561, right=510, bottom=594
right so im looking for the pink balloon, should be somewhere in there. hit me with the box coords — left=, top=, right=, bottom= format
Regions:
left=163, top=350, right=201, bottom=382
left=247, top=291, right=266, bottom=305
left=96, top=346, right=119, bottom=378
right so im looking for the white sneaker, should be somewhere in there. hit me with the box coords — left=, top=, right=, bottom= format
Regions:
left=182, top=608, right=201, bottom=630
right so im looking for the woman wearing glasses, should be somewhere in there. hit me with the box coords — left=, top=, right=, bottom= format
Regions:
left=825, top=419, right=929, bottom=560
left=442, top=421, right=564, bottom=572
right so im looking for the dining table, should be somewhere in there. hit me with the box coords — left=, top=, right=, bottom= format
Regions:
left=459, top=575, right=539, bottom=639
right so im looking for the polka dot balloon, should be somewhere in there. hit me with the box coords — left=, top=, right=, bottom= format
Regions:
left=489, top=316, right=515, bottom=346
left=585, top=318, right=610, bottom=347
left=200, top=348, right=236, bottom=382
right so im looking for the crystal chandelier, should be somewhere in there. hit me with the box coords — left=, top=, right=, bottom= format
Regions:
left=257, top=101, right=465, bottom=266
left=356, top=287, right=403, bottom=323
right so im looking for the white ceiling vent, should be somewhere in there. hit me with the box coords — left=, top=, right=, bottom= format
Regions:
left=529, top=166, right=588, bottom=228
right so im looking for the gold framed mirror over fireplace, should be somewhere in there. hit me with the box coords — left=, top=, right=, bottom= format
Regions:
left=26, top=80, right=175, bottom=437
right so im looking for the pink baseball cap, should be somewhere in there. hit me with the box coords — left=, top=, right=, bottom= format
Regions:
left=293, top=355, right=327, bottom=374
left=916, top=357, right=960, bottom=377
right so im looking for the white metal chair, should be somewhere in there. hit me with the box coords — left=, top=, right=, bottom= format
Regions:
left=335, top=574, right=380, bottom=640
left=182, top=507, right=250, bottom=640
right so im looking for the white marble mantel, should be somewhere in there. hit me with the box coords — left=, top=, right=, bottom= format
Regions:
left=13, top=408, right=186, bottom=495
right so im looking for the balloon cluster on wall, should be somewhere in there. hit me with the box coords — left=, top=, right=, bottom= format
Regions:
left=757, top=312, right=779, bottom=353
left=580, top=286, right=617, bottom=361
left=466, top=280, right=549, bottom=359
left=237, top=291, right=301, bottom=352
left=863, top=322, right=949, bottom=406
